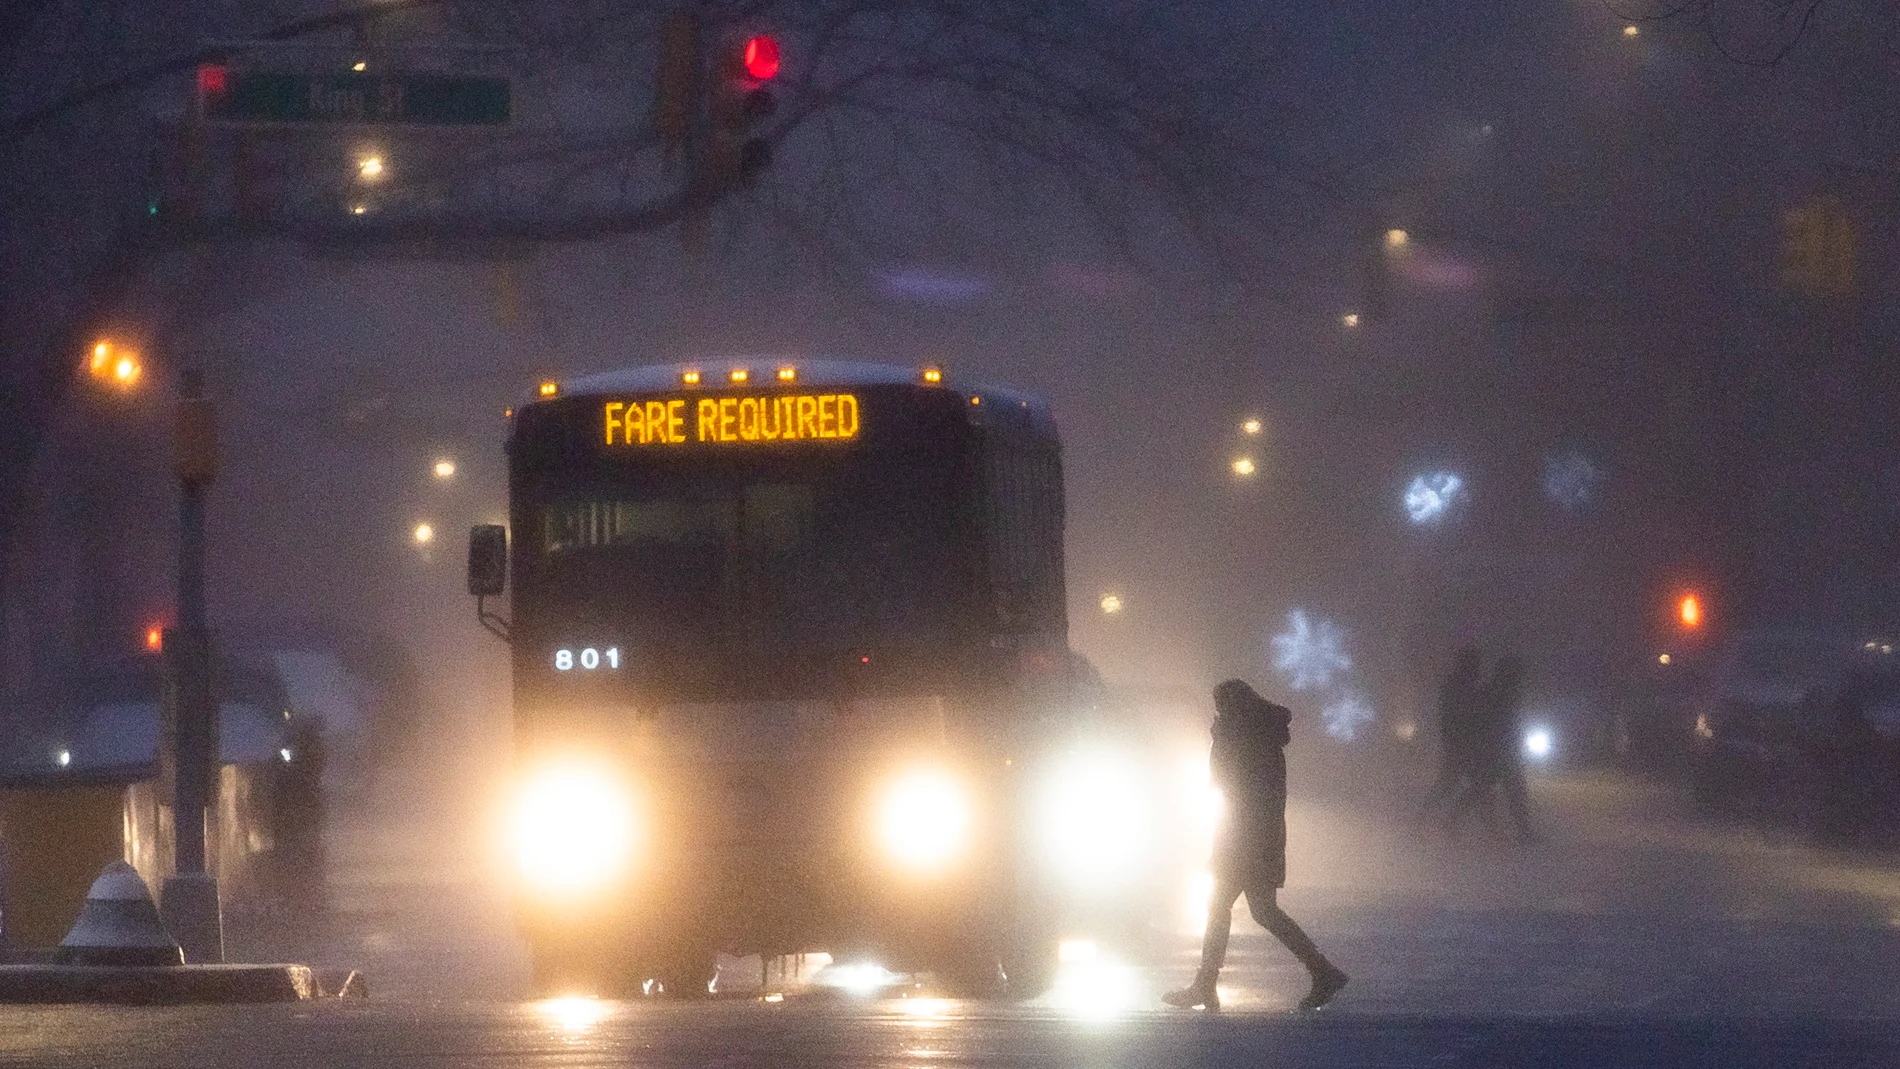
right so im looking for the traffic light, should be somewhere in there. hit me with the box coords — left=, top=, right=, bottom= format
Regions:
left=709, top=33, right=780, bottom=187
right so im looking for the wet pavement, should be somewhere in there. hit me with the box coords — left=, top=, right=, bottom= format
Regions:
left=3, top=997, right=1899, bottom=1069
left=7, top=752, right=1900, bottom=1067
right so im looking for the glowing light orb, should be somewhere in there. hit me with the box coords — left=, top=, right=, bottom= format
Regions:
left=1523, top=727, right=1554, bottom=760
left=876, top=769, right=972, bottom=872
left=817, top=961, right=903, bottom=995
left=1321, top=690, right=1377, bottom=741
left=1270, top=609, right=1351, bottom=691
left=1404, top=471, right=1465, bottom=525
left=1034, top=749, right=1151, bottom=889
left=1099, top=593, right=1123, bottom=615
left=535, top=996, right=612, bottom=1034
left=511, top=761, right=637, bottom=896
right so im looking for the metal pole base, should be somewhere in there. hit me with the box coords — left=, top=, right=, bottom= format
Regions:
left=160, top=873, right=224, bottom=965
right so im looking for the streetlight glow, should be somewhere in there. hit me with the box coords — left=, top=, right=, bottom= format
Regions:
left=1340, top=312, right=1361, bottom=328
left=87, top=340, right=142, bottom=389
left=358, top=155, right=385, bottom=179
left=1231, top=457, right=1257, bottom=477
left=1383, top=228, right=1410, bottom=250
left=1241, top=418, right=1262, bottom=436
left=1099, top=593, right=1123, bottom=615
left=413, top=522, right=435, bottom=545
left=433, top=459, right=456, bottom=480
left=1622, top=24, right=1640, bottom=37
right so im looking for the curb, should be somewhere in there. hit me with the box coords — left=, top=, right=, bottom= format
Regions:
left=0, top=963, right=323, bottom=1005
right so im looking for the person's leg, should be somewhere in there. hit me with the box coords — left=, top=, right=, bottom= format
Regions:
left=1199, top=879, right=1241, bottom=976
left=1163, top=878, right=1240, bottom=1007
left=1244, top=887, right=1329, bottom=976
left=1246, top=887, right=1348, bottom=1010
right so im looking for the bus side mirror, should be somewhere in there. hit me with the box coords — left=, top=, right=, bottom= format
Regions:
left=468, top=525, right=508, bottom=597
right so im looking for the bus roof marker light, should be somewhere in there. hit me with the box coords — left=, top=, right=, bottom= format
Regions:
left=682, top=370, right=701, bottom=385
left=538, top=381, right=558, bottom=398
left=777, top=367, right=796, bottom=383
left=923, top=367, right=943, bottom=384
left=730, top=369, right=749, bottom=384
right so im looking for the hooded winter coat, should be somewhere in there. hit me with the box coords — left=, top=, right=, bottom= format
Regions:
left=1209, top=680, right=1294, bottom=888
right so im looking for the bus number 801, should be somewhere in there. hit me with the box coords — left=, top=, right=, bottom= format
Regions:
left=554, top=647, right=620, bottom=672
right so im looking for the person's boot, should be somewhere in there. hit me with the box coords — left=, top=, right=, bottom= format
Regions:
left=1297, top=962, right=1348, bottom=1011
left=1161, top=971, right=1220, bottom=1010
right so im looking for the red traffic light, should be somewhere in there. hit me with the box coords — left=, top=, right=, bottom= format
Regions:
left=197, top=63, right=229, bottom=97
left=742, top=35, right=781, bottom=81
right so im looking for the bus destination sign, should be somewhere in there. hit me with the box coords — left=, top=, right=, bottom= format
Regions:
left=603, top=394, right=862, bottom=446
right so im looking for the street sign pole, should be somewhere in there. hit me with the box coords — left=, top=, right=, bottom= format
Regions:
left=161, top=369, right=223, bottom=964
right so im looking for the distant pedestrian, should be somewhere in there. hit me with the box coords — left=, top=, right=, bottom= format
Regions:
left=1164, top=679, right=1348, bottom=1012
left=1420, top=647, right=1484, bottom=822
left=1448, top=654, right=1537, bottom=843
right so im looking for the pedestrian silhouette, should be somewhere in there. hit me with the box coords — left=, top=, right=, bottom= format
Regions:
left=1164, top=679, right=1348, bottom=1011
left=1447, top=653, right=1537, bottom=843
left=1420, top=647, right=1483, bottom=822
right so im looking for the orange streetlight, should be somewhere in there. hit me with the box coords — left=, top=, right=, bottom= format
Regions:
left=87, top=340, right=143, bottom=390
left=1679, top=594, right=1702, bottom=630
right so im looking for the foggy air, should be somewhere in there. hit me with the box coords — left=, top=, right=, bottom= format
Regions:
left=1, top=2, right=1898, bottom=1066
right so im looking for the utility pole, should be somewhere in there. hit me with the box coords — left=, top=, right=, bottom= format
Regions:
left=161, top=368, right=223, bottom=964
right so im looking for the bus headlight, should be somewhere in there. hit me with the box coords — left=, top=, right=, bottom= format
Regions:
left=875, top=768, right=972, bottom=873
left=511, top=759, right=637, bottom=898
left=1035, top=749, right=1149, bottom=890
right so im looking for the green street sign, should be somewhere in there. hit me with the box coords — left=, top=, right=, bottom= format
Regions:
left=201, top=69, right=511, bottom=126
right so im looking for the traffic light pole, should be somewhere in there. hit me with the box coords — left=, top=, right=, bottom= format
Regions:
left=161, top=369, right=223, bottom=964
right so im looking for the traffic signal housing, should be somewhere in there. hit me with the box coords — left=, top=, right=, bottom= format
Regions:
left=709, top=34, right=780, bottom=187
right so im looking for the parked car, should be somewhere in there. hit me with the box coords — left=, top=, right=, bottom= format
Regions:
left=1794, top=656, right=1900, bottom=846
left=1687, top=629, right=1854, bottom=819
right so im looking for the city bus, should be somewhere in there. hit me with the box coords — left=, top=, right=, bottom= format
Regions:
left=468, top=359, right=1094, bottom=997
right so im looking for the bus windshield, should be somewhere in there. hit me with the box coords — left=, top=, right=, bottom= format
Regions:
left=514, top=447, right=985, bottom=695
